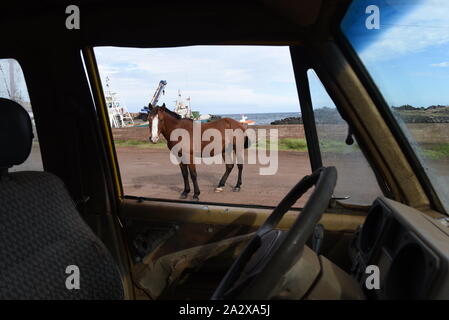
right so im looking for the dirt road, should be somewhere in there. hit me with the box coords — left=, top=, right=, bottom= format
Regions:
left=18, top=144, right=383, bottom=207
left=116, top=147, right=382, bottom=207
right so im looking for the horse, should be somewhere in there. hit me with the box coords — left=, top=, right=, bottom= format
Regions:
left=147, top=104, right=250, bottom=201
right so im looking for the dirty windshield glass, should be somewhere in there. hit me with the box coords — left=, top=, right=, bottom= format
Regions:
left=94, top=45, right=382, bottom=207
left=342, top=0, right=449, bottom=212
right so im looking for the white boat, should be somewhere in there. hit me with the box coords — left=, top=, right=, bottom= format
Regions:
left=239, top=114, right=255, bottom=125
left=198, top=114, right=211, bottom=122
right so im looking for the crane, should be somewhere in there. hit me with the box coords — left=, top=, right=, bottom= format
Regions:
left=140, top=80, right=167, bottom=116
left=150, top=80, right=167, bottom=107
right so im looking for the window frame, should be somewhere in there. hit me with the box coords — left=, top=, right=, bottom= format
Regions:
left=86, top=43, right=388, bottom=209
left=289, top=46, right=323, bottom=172
left=82, top=47, right=124, bottom=206
left=84, top=45, right=316, bottom=210
left=290, top=46, right=387, bottom=205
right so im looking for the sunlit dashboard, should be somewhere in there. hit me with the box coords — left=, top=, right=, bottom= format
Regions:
left=350, top=197, right=449, bottom=299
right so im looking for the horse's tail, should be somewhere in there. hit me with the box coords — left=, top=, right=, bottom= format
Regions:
left=226, top=118, right=251, bottom=149
left=244, top=135, right=250, bottom=149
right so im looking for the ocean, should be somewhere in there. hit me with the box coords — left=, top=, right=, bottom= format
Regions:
left=219, top=112, right=301, bottom=125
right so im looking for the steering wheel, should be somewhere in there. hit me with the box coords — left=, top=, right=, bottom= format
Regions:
left=211, top=166, right=337, bottom=300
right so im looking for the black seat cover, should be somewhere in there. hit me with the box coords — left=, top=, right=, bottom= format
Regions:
left=0, top=99, right=124, bottom=299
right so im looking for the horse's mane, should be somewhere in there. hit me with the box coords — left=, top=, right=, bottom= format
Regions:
left=162, top=106, right=192, bottom=121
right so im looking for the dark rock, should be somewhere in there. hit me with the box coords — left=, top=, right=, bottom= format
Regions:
left=392, top=104, right=417, bottom=111
left=209, top=115, right=222, bottom=121
left=271, top=117, right=302, bottom=125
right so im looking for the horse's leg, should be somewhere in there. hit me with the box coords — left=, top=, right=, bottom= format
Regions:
left=215, top=163, right=234, bottom=192
left=233, top=164, right=243, bottom=192
left=179, top=163, right=190, bottom=199
left=188, top=164, right=200, bottom=201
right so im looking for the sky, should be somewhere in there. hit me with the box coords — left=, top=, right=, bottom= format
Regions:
left=342, top=0, right=449, bottom=108
left=94, top=46, right=335, bottom=114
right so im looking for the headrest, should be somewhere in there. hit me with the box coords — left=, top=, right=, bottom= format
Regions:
left=0, top=98, right=34, bottom=169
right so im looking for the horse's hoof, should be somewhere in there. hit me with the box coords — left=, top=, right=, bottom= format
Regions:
left=214, top=187, right=224, bottom=193
left=233, top=187, right=241, bottom=192
left=180, top=193, right=188, bottom=199
left=193, top=195, right=200, bottom=201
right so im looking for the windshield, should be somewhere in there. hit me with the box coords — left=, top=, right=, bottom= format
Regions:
left=342, top=0, right=449, bottom=212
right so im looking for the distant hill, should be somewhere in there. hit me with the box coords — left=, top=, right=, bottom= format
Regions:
left=314, top=107, right=345, bottom=124
left=271, top=107, right=344, bottom=125
left=391, top=105, right=449, bottom=123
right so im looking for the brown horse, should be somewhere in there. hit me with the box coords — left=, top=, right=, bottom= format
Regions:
left=147, top=104, right=249, bottom=201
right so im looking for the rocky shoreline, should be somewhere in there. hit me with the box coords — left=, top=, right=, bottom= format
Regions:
left=270, top=105, right=449, bottom=124
left=132, top=105, right=449, bottom=125
left=271, top=117, right=303, bottom=125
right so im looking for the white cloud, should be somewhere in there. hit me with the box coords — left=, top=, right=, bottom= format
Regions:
left=431, top=62, right=449, bottom=67
left=361, top=1, right=449, bottom=62
left=94, top=46, right=300, bottom=113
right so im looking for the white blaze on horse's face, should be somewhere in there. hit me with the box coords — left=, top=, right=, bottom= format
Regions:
left=150, top=114, right=159, bottom=143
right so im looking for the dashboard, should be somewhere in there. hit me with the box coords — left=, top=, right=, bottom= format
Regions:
left=350, top=197, right=449, bottom=299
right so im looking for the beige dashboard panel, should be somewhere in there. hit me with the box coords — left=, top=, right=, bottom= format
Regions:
left=121, top=198, right=365, bottom=232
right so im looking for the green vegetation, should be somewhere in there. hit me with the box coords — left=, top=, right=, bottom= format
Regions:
left=422, top=143, right=449, bottom=160
left=113, top=137, right=365, bottom=154
left=253, top=138, right=308, bottom=152
left=192, top=111, right=200, bottom=119
left=319, top=139, right=360, bottom=154
left=254, top=138, right=358, bottom=153
left=279, top=138, right=308, bottom=152
left=254, top=138, right=448, bottom=159
left=114, top=139, right=166, bottom=149
left=392, top=105, right=449, bottom=123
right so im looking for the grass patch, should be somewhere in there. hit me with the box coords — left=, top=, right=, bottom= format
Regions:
left=114, top=139, right=167, bottom=149
left=114, top=137, right=364, bottom=154
left=319, top=139, right=359, bottom=154
left=279, top=138, right=308, bottom=152
left=254, top=138, right=360, bottom=153
left=251, top=138, right=307, bottom=152
left=422, top=143, right=449, bottom=160
left=253, top=138, right=308, bottom=152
